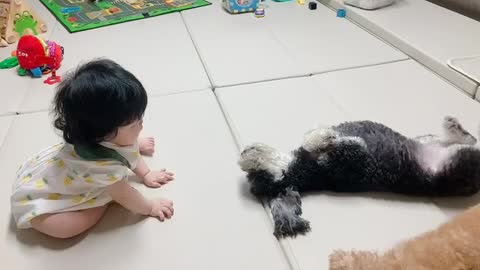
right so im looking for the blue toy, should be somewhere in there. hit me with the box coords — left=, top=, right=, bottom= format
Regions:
left=223, top=0, right=259, bottom=13
left=254, top=3, right=265, bottom=17
left=337, top=8, right=346, bottom=17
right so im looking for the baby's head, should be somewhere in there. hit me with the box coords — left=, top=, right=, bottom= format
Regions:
left=53, top=59, right=147, bottom=146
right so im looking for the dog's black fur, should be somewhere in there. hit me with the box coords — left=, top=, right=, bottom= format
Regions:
left=239, top=118, right=480, bottom=238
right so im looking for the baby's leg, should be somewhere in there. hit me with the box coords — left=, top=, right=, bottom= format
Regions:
left=31, top=206, right=108, bottom=239
left=139, top=137, right=155, bottom=156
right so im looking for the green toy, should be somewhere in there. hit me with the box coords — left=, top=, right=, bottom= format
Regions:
left=13, top=11, right=39, bottom=36
left=17, top=67, right=27, bottom=76
left=0, top=56, right=19, bottom=69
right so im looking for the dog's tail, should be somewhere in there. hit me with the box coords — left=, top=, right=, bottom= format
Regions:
left=329, top=250, right=384, bottom=270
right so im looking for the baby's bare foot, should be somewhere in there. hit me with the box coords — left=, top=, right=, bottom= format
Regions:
left=139, top=137, right=155, bottom=156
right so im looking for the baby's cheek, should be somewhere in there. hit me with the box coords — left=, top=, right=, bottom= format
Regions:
left=134, top=129, right=141, bottom=141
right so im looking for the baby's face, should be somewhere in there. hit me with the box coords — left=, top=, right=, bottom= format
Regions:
left=111, top=119, right=143, bottom=146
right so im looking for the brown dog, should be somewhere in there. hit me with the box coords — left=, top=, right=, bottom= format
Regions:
left=330, top=205, right=480, bottom=270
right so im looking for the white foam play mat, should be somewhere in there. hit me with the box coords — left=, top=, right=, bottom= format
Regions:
left=448, top=55, right=480, bottom=84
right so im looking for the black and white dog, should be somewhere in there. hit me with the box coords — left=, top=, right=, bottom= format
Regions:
left=238, top=117, right=480, bottom=238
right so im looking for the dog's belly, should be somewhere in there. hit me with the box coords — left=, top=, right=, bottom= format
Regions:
left=416, top=144, right=451, bottom=174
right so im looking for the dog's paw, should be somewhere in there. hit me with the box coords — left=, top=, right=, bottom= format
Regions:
left=273, top=217, right=311, bottom=238
left=443, top=116, right=477, bottom=145
left=238, top=143, right=292, bottom=180
left=283, top=188, right=303, bottom=215
left=444, top=116, right=459, bottom=127
left=443, top=116, right=464, bottom=135
left=302, top=128, right=337, bottom=153
left=270, top=190, right=310, bottom=238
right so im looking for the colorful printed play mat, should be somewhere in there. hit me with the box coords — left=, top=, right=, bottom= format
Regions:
left=40, top=0, right=211, bottom=32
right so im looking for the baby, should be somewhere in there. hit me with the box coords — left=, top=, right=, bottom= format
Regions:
left=11, top=59, right=175, bottom=238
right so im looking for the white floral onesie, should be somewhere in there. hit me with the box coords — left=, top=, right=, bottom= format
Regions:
left=11, top=141, right=140, bottom=229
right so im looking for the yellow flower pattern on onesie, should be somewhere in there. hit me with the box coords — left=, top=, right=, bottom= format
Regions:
left=83, top=174, right=94, bottom=184
left=131, top=151, right=140, bottom=159
left=64, top=175, right=74, bottom=186
left=11, top=141, right=139, bottom=229
left=107, top=173, right=118, bottom=182
left=72, top=194, right=85, bottom=204
left=48, top=193, right=62, bottom=200
left=96, top=160, right=111, bottom=166
left=21, top=173, right=32, bottom=184
left=26, top=211, right=37, bottom=222
left=20, top=195, right=32, bottom=205
left=86, top=197, right=96, bottom=206
left=35, top=178, right=48, bottom=189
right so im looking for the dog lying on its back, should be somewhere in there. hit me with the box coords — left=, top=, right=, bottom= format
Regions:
left=238, top=116, right=480, bottom=237
left=329, top=204, right=480, bottom=270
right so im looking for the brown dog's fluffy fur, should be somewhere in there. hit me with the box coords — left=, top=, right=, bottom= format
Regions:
left=330, top=205, right=480, bottom=270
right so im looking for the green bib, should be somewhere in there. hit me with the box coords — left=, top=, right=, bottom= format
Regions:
left=74, top=144, right=131, bottom=168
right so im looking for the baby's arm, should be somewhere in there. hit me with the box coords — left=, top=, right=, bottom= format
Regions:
left=133, top=156, right=150, bottom=179
left=107, top=180, right=174, bottom=221
left=133, top=156, right=175, bottom=188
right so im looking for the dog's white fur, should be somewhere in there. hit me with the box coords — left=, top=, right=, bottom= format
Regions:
left=238, top=143, right=293, bottom=182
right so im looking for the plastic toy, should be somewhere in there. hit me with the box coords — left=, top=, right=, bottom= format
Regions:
left=336, top=8, right=346, bottom=17
left=223, top=0, right=259, bottom=14
left=0, top=35, right=64, bottom=84
left=0, top=0, right=47, bottom=47
left=254, top=3, right=264, bottom=17
left=0, top=55, right=17, bottom=68
left=308, top=1, right=317, bottom=9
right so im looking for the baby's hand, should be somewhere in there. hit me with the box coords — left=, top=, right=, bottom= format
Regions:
left=149, top=198, right=174, bottom=221
left=143, top=169, right=175, bottom=188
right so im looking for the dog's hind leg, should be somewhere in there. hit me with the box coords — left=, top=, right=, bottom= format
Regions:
left=269, top=188, right=311, bottom=238
left=442, top=116, right=477, bottom=145
left=415, top=116, right=476, bottom=146
left=426, top=145, right=480, bottom=196
left=301, top=127, right=367, bottom=160
left=301, top=127, right=339, bottom=153
left=301, top=128, right=371, bottom=186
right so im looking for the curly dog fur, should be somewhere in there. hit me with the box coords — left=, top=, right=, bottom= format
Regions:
left=329, top=204, right=480, bottom=270
left=238, top=117, right=480, bottom=237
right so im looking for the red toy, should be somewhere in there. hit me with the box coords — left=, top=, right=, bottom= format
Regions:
left=10, top=35, right=64, bottom=84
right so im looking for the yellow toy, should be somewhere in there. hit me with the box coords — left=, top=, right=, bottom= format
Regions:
left=0, top=0, right=47, bottom=47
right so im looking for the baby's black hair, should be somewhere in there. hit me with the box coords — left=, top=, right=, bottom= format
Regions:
left=53, top=59, right=147, bottom=145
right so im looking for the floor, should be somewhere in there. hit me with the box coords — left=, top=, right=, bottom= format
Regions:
left=1, top=1, right=480, bottom=269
